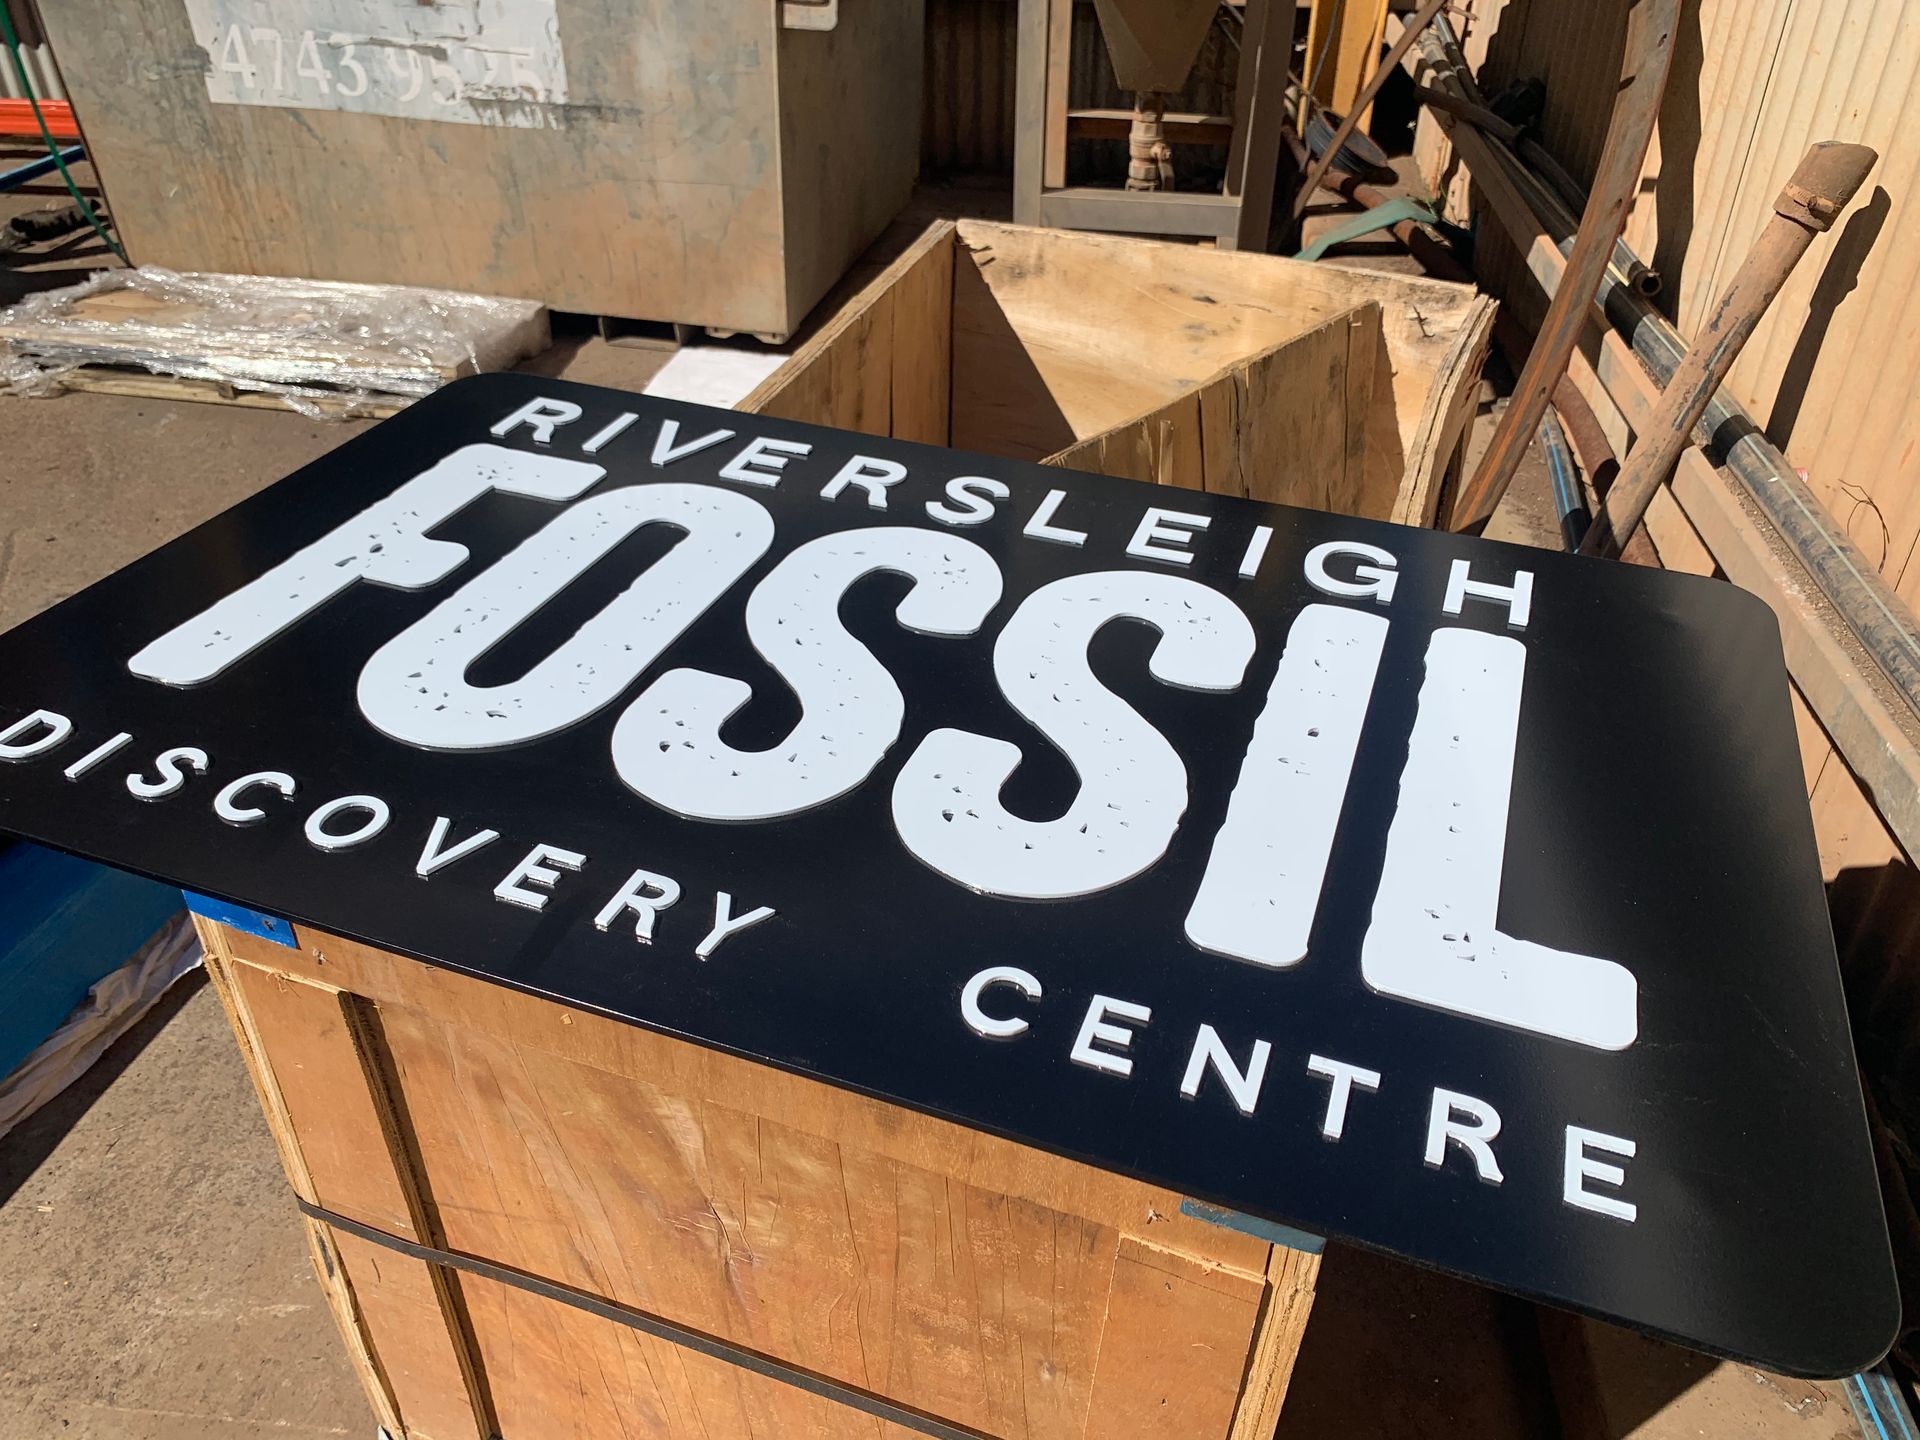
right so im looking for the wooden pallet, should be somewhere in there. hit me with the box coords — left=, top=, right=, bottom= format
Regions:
left=18, top=368, right=409, bottom=419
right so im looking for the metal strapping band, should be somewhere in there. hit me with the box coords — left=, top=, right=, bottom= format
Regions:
left=295, top=1197, right=996, bottom=1440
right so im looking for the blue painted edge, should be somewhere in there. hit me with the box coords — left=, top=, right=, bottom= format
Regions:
left=1178, top=1198, right=1326, bottom=1255
left=1845, top=1368, right=1920, bottom=1440
left=181, top=892, right=297, bottom=949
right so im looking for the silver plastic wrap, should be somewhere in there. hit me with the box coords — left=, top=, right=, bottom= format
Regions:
left=0, top=267, right=548, bottom=418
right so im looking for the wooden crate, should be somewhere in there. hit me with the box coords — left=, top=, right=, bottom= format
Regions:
left=34, top=2, right=920, bottom=342
left=744, top=220, right=1497, bottom=525
left=200, top=914, right=1322, bottom=1440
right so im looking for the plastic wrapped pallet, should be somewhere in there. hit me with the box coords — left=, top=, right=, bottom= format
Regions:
left=0, top=267, right=549, bottom=417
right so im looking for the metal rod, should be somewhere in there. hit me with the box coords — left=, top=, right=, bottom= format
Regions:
left=1446, top=0, right=1679, bottom=533
left=0, top=142, right=81, bottom=193
left=1427, top=57, right=1920, bottom=723
left=1581, top=141, right=1878, bottom=557
left=1538, top=407, right=1591, bottom=551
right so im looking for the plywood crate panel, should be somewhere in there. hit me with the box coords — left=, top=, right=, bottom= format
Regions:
left=200, top=917, right=1321, bottom=1440
left=36, top=1, right=921, bottom=340
left=744, top=220, right=1497, bottom=525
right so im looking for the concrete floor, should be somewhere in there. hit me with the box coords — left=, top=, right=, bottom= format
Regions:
left=0, top=166, right=1873, bottom=1440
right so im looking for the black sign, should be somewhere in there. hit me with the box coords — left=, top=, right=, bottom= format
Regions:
left=0, top=374, right=1893, bottom=1376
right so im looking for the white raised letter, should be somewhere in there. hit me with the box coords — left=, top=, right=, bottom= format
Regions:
left=1305, top=1055, right=1381, bottom=1140
left=695, top=893, right=776, bottom=958
left=614, top=529, right=1001, bottom=820
left=358, top=484, right=774, bottom=750
left=926, top=476, right=1008, bottom=527
left=64, top=731, right=133, bottom=779
left=1424, top=1089, right=1504, bottom=1183
left=820, top=455, right=906, bottom=509
left=1126, top=507, right=1210, bottom=567
left=304, top=794, right=390, bottom=851
left=493, top=843, right=585, bottom=911
left=1361, top=628, right=1638, bottom=1049
left=1179, top=1026, right=1271, bottom=1115
left=0, top=708, right=72, bottom=760
left=1186, top=604, right=1388, bottom=967
left=1442, top=558, right=1533, bottom=629
left=1071, top=995, right=1151, bottom=1077
left=126, top=746, right=208, bottom=800
left=1564, top=1127, right=1637, bottom=1222
left=490, top=396, right=582, bottom=444
left=582, top=412, right=639, bottom=454
left=719, top=435, right=810, bottom=486
left=594, top=868, right=682, bottom=942
left=1023, top=489, right=1088, bottom=547
left=893, top=573, right=1254, bottom=899
left=1238, top=526, right=1274, bottom=579
left=1305, top=541, right=1399, bottom=604
left=129, top=445, right=603, bottom=686
left=961, top=966, right=1042, bottom=1039
left=415, top=816, right=501, bottom=877
left=652, top=418, right=736, bottom=467
left=215, top=770, right=296, bottom=824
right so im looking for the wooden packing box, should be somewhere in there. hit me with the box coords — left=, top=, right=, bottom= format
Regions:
left=744, top=220, right=1497, bottom=525
left=200, top=917, right=1320, bottom=1440
left=35, top=2, right=919, bottom=342
left=192, top=224, right=1494, bottom=1440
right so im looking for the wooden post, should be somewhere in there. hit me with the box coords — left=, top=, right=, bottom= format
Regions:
left=1445, top=0, right=1680, bottom=533
left=1043, top=0, right=1074, bottom=189
left=1300, top=0, right=1391, bottom=130
left=1225, top=0, right=1287, bottom=252
left=1291, top=0, right=1452, bottom=224
left=1013, top=0, right=1051, bottom=226
left=1580, top=142, right=1877, bottom=558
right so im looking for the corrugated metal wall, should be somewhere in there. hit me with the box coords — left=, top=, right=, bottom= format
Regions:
left=924, top=0, right=1020, bottom=175
left=1472, top=0, right=1920, bottom=874
left=1480, top=0, right=1920, bottom=622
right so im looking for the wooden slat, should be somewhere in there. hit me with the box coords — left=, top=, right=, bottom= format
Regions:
left=226, top=963, right=417, bottom=1238
left=1083, top=1238, right=1270, bottom=1440
left=328, top=1228, right=487, bottom=1440
left=1044, top=0, right=1075, bottom=187
left=459, top=1271, right=930, bottom=1440
left=888, top=226, right=956, bottom=445
left=200, top=922, right=485, bottom=1439
left=1045, top=304, right=1387, bottom=518
left=946, top=220, right=1490, bottom=506
left=743, top=220, right=957, bottom=437
left=1013, top=0, right=1050, bottom=225
left=220, top=923, right=1274, bottom=1275
left=1301, top=0, right=1390, bottom=126
left=196, top=922, right=408, bottom=1439
left=1226, top=1245, right=1319, bottom=1439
